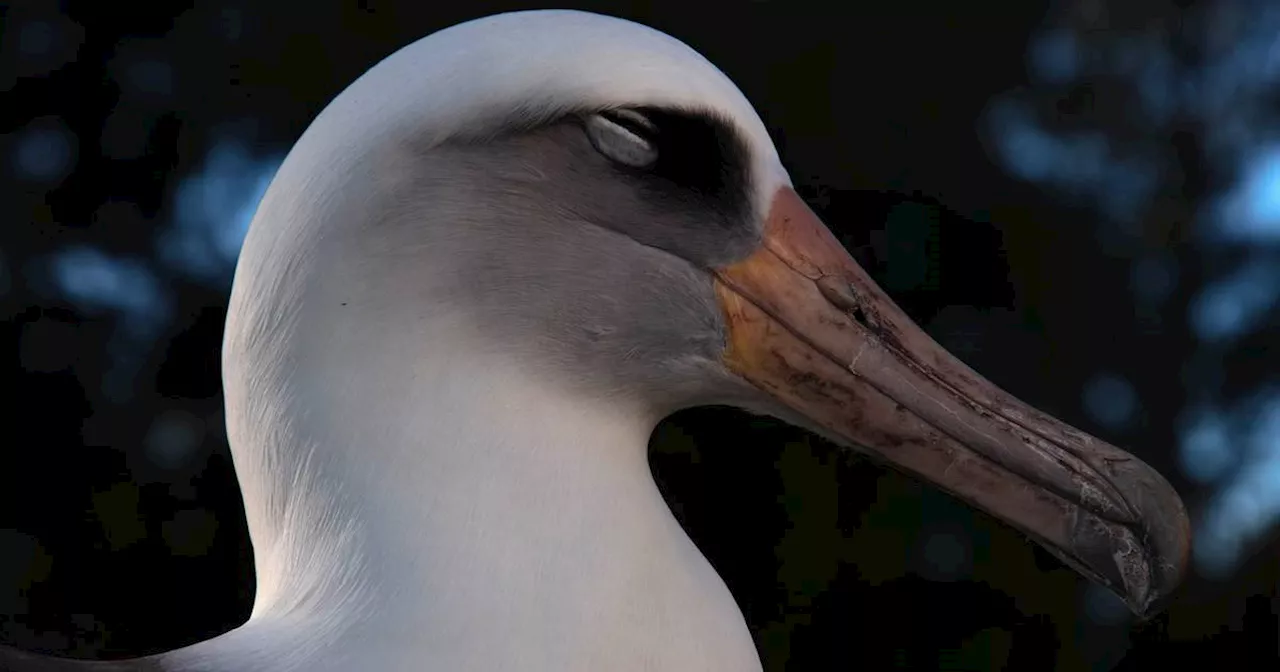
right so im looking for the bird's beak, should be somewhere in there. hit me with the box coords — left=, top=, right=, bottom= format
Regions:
left=712, top=186, right=1190, bottom=618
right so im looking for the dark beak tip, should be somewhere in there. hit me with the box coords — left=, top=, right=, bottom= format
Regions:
left=1132, top=465, right=1193, bottom=609
left=1061, top=454, right=1191, bottom=620
left=1133, top=590, right=1177, bottom=623
left=1111, top=459, right=1193, bottom=619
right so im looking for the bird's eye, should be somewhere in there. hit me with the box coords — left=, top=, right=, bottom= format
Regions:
left=585, top=109, right=659, bottom=168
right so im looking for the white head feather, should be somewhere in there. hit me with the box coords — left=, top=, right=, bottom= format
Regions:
left=205, top=10, right=790, bottom=672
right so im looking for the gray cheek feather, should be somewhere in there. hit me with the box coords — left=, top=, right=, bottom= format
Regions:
left=349, top=120, right=764, bottom=409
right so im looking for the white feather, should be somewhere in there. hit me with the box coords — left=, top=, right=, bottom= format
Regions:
left=189, top=9, right=792, bottom=672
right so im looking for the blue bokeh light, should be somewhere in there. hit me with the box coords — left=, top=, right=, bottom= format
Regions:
left=1027, top=30, right=1079, bottom=84
left=1189, top=259, right=1280, bottom=343
left=1082, top=373, right=1138, bottom=430
left=1178, top=407, right=1237, bottom=484
left=1212, top=147, right=1280, bottom=243
left=987, top=101, right=1155, bottom=222
left=1082, top=583, right=1131, bottom=626
left=43, top=135, right=280, bottom=396
left=1190, top=392, right=1280, bottom=576
left=11, top=119, right=76, bottom=184
left=158, top=139, right=282, bottom=285
left=50, top=247, right=169, bottom=338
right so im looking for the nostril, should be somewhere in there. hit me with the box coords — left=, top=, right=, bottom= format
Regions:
left=815, top=275, right=872, bottom=328
left=850, top=305, right=869, bottom=327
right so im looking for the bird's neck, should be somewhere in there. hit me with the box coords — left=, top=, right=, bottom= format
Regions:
left=182, top=342, right=761, bottom=671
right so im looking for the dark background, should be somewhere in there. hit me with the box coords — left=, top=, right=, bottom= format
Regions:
left=2, top=0, right=1279, bottom=670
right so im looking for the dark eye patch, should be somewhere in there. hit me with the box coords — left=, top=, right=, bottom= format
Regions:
left=610, top=107, right=747, bottom=201
left=439, top=102, right=761, bottom=267
left=456, top=102, right=753, bottom=224
left=589, top=106, right=753, bottom=234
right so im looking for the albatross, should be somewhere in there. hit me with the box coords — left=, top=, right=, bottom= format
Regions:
left=3, top=9, right=1189, bottom=672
